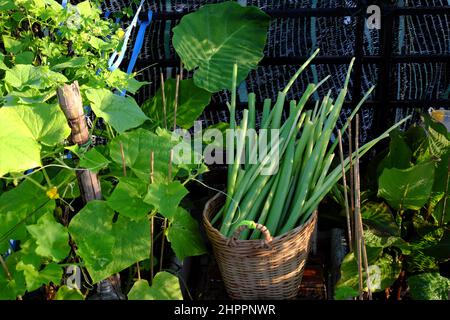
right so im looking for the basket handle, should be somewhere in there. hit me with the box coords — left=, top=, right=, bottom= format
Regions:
left=226, top=222, right=273, bottom=249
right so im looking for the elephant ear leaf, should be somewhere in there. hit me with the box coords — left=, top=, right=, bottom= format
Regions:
left=172, top=1, right=270, bottom=93
left=378, top=161, right=435, bottom=211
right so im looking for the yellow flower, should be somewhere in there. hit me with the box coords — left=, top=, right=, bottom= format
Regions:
left=46, top=187, right=59, bottom=200
left=117, top=28, right=125, bottom=40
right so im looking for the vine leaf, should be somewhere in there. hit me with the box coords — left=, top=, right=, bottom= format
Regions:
left=166, top=207, right=206, bottom=261
left=109, top=128, right=179, bottom=183
left=0, top=174, right=55, bottom=252
left=107, top=177, right=152, bottom=221
left=127, top=272, right=182, bottom=300
left=85, top=88, right=148, bottom=133
left=0, top=103, right=70, bottom=176
left=4, top=65, right=67, bottom=90
left=16, top=262, right=63, bottom=292
left=172, top=1, right=270, bottom=92
left=26, top=213, right=70, bottom=262
left=68, top=200, right=151, bottom=283
left=143, top=181, right=188, bottom=218
left=79, top=147, right=110, bottom=173
left=55, top=285, right=84, bottom=300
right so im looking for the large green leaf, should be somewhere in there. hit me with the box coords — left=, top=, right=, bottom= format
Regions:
left=106, top=177, right=152, bottom=221
left=0, top=174, right=55, bottom=252
left=166, top=207, right=206, bottom=261
left=26, top=213, right=70, bottom=262
left=127, top=272, right=182, bottom=300
left=16, top=262, right=63, bottom=292
left=0, top=103, right=70, bottom=176
left=363, top=229, right=411, bottom=254
left=361, top=202, right=398, bottom=236
left=0, top=253, right=27, bottom=300
left=143, top=181, right=188, bottom=218
left=407, top=273, right=450, bottom=300
left=143, top=79, right=212, bottom=129
left=68, top=200, right=151, bottom=283
left=109, top=128, right=180, bottom=183
left=85, top=88, right=148, bottom=133
left=55, top=285, right=84, bottom=300
left=4, top=65, right=67, bottom=90
left=334, top=250, right=402, bottom=300
left=79, top=147, right=110, bottom=173
left=378, top=161, right=435, bottom=211
left=105, top=69, right=148, bottom=94
left=431, top=150, right=450, bottom=224
left=172, top=1, right=270, bottom=92
left=422, top=229, right=450, bottom=262
left=415, top=115, right=450, bottom=162
left=377, top=131, right=412, bottom=175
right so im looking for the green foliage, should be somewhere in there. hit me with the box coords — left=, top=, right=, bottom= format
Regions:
left=106, top=177, right=152, bottom=221
left=127, top=272, right=183, bottom=300
left=172, top=1, right=270, bottom=92
left=85, top=88, right=148, bottom=133
left=378, top=161, right=435, bottom=211
left=26, top=212, right=70, bottom=262
left=55, top=285, right=84, bottom=300
left=336, top=115, right=450, bottom=300
left=143, top=79, right=212, bottom=129
left=166, top=207, right=207, bottom=261
left=68, top=200, right=151, bottom=284
left=407, top=273, right=450, bottom=300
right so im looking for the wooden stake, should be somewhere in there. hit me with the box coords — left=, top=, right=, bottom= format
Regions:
left=150, top=151, right=155, bottom=185
left=150, top=215, right=154, bottom=283
left=57, top=82, right=102, bottom=203
left=355, top=114, right=372, bottom=300
left=168, top=149, right=173, bottom=180
left=149, top=150, right=155, bottom=283
left=354, top=116, right=363, bottom=300
left=160, top=72, right=167, bottom=129
left=119, top=142, right=127, bottom=177
left=338, top=130, right=353, bottom=252
left=180, top=61, right=184, bottom=81
left=173, top=75, right=180, bottom=131
left=348, top=122, right=355, bottom=234
left=58, top=82, right=124, bottom=298
left=159, top=219, right=167, bottom=272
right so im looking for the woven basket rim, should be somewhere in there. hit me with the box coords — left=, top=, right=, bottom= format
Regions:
left=202, top=192, right=317, bottom=246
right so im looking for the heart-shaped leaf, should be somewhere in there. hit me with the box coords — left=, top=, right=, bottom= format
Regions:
left=85, top=88, right=148, bottom=133
left=172, top=1, right=270, bottom=92
left=378, top=161, right=435, bottom=211
left=127, top=272, right=182, bottom=300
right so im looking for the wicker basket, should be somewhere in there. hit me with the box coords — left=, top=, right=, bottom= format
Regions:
left=202, top=193, right=318, bottom=300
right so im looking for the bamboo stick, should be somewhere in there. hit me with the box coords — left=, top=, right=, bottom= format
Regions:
left=338, top=130, right=353, bottom=252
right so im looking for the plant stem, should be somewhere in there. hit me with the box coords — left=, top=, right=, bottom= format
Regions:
left=23, top=174, right=47, bottom=191
left=136, top=262, right=141, bottom=280
left=41, top=167, right=53, bottom=187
